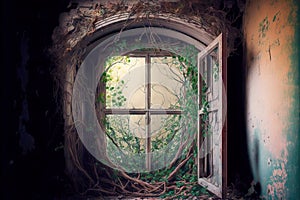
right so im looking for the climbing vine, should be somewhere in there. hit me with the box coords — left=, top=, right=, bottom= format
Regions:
left=91, top=41, right=214, bottom=198
left=50, top=0, right=243, bottom=198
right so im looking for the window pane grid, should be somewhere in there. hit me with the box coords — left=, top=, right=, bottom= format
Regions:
left=102, top=53, right=183, bottom=171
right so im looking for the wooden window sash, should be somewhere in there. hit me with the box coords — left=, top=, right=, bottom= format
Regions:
left=197, top=33, right=227, bottom=198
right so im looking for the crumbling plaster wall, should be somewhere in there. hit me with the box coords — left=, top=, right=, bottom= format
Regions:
left=244, top=0, right=299, bottom=199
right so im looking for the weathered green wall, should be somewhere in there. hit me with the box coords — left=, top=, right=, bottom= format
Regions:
left=244, top=0, right=299, bottom=199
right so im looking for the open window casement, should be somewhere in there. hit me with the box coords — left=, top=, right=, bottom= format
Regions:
left=197, top=33, right=227, bottom=198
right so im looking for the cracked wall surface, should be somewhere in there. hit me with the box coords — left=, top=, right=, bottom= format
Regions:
left=244, top=0, right=299, bottom=199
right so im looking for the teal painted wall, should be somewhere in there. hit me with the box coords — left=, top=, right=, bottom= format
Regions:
left=285, top=0, right=300, bottom=198
left=244, top=0, right=299, bottom=199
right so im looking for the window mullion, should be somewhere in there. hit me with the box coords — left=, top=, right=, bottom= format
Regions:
left=145, top=54, right=151, bottom=171
left=104, top=109, right=147, bottom=115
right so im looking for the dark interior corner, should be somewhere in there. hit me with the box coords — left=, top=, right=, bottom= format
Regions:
left=227, top=38, right=253, bottom=194
left=1, top=0, right=72, bottom=199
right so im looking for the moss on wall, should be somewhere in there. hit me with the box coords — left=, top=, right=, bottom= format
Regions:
left=244, top=0, right=299, bottom=199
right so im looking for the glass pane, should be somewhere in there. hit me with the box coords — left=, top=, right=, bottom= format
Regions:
left=103, top=56, right=145, bottom=109
left=105, top=115, right=146, bottom=154
left=150, top=114, right=182, bottom=151
left=199, top=47, right=219, bottom=106
left=211, top=47, right=220, bottom=102
left=105, top=115, right=146, bottom=171
left=200, top=110, right=221, bottom=185
left=151, top=57, right=184, bottom=109
left=150, top=114, right=185, bottom=169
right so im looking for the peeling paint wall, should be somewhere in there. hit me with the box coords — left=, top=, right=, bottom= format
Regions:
left=244, top=0, right=299, bottom=199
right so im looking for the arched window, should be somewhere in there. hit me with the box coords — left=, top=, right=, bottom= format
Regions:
left=72, top=17, right=227, bottom=198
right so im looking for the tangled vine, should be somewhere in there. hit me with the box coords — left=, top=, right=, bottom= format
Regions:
left=50, top=0, right=244, bottom=198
